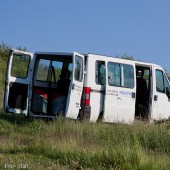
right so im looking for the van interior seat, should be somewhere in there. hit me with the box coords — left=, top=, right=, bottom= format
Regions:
left=56, top=69, right=71, bottom=96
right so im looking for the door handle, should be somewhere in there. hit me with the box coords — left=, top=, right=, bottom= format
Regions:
left=131, top=92, right=135, bottom=98
left=154, top=95, right=158, bottom=101
left=72, top=84, right=75, bottom=90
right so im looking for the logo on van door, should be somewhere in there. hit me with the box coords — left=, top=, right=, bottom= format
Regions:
left=119, top=91, right=132, bottom=97
left=106, top=90, right=118, bottom=96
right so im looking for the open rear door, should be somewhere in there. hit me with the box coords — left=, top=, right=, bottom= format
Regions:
left=4, top=49, right=33, bottom=115
left=65, top=52, right=84, bottom=119
left=103, top=61, right=136, bottom=124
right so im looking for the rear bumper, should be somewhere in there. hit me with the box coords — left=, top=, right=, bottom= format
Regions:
left=79, top=105, right=91, bottom=118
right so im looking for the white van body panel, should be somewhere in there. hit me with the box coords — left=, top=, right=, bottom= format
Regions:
left=4, top=49, right=34, bottom=115
left=90, top=90, right=104, bottom=122
left=151, top=66, right=170, bottom=120
left=103, top=59, right=136, bottom=124
left=84, top=54, right=106, bottom=122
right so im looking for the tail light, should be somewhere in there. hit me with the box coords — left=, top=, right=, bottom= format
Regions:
left=82, top=87, right=91, bottom=106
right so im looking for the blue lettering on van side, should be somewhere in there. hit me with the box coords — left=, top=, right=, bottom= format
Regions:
left=119, top=91, right=132, bottom=97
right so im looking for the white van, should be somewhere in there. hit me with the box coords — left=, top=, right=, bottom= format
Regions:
left=4, top=49, right=170, bottom=124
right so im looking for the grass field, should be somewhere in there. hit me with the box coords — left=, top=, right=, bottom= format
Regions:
left=0, top=111, right=169, bottom=170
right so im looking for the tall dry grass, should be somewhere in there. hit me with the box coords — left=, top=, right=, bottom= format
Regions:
left=0, top=112, right=169, bottom=169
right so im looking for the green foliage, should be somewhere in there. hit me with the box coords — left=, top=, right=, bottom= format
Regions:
left=0, top=42, right=9, bottom=71
left=0, top=42, right=10, bottom=108
left=16, top=46, right=27, bottom=52
left=120, top=53, right=134, bottom=60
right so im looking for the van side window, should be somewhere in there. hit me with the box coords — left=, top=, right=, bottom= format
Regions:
left=122, top=64, right=134, bottom=88
left=108, top=62, right=134, bottom=88
left=74, top=55, right=83, bottom=82
left=108, top=63, right=121, bottom=86
left=11, top=54, right=30, bottom=78
left=95, top=61, right=106, bottom=85
left=156, top=69, right=170, bottom=97
left=156, top=70, right=165, bottom=93
left=164, top=74, right=170, bottom=97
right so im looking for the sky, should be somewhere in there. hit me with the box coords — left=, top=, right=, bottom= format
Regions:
left=0, top=0, right=170, bottom=71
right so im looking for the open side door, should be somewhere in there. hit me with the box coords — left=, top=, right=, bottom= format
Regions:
left=65, top=52, right=84, bottom=119
left=151, top=66, right=170, bottom=120
left=4, top=49, right=33, bottom=115
left=103, top=61, right=136, bottom=124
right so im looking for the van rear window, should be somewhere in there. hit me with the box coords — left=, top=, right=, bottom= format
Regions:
left=36, top=59, right=63, bottom=82
left=74, top=56, right=83, bottom=82
left=11, top=53, right=30, bottom=79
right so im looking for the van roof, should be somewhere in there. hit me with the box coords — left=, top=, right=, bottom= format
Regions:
left=34, top=51, right=73, bottom=56
left=34, top=51, right=162, bottom=69
left=87, top=53, right=161, bottom=68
